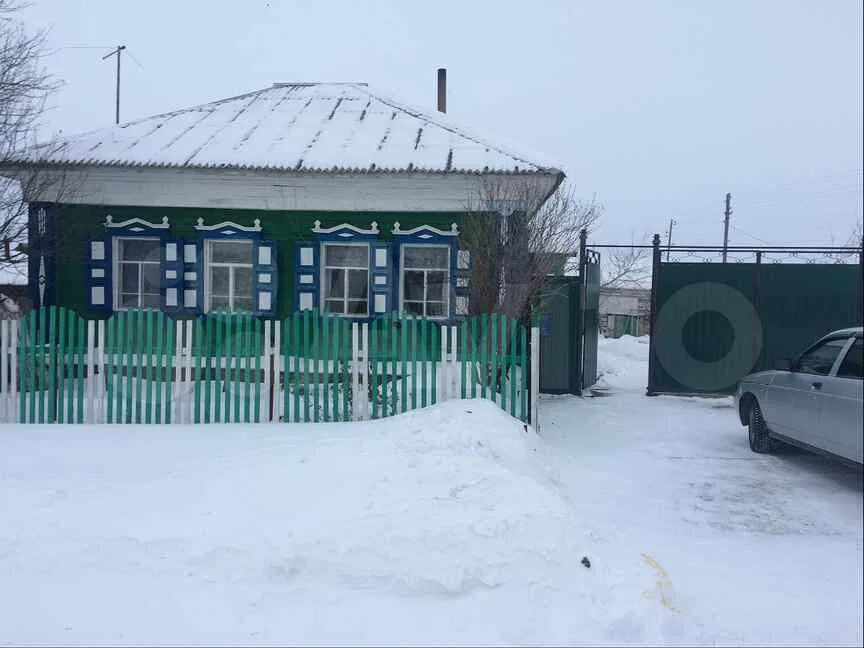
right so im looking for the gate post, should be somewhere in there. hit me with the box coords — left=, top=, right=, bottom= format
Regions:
left=646, top=233, right=662, bottom=396
left=530, top=326, right=540, bottom=431
left=576, top=228, right=588, bottom=392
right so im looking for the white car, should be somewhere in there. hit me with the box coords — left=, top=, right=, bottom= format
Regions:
left=735, top=327, right=863, bottom=465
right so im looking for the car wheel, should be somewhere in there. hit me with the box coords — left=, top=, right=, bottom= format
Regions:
left=747, top=401, right=772, bottom=454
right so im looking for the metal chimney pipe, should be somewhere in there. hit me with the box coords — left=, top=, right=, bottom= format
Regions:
left=437, top=68, right=447, bottom=113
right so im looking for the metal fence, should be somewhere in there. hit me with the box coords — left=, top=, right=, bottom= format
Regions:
left=646, top=239, right=863, bottom=395
left=1, top=307, right=540, bottom=426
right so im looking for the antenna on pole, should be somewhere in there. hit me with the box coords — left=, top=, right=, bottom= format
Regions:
left=102, top=45, right=126, bottom=124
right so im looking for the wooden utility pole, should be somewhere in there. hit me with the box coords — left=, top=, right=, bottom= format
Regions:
left=665, top=218, right=677, bottom=261
left=722, top=192, right=732, bottom=263
left=102, top=45, right=126, bottom=124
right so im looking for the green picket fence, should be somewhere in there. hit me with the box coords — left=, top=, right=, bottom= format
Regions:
left=191, top=311, right=267, bottom=424
left=354, top=313, right=531, bottom=423
left=16, top=305, right=90, bottom=424
left=103, top=309, right=177, bottom=424
left=277, top=311, right=353, bottom=423
left=7, top=307, right=539, bottom=426
left=457, top=313, right=530, bottom=422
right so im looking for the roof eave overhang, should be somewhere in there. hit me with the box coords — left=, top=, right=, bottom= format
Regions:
left=1, top=159, right=563, bottom=177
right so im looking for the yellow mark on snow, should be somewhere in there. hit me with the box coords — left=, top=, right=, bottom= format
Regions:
left=641, top=553, right=682, bottom=614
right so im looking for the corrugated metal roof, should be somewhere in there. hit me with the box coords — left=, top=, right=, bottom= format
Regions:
left=13, top=83, right=561, bottom=175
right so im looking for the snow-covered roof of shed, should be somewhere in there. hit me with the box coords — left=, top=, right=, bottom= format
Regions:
left=14, top=83, right=561, bottom=175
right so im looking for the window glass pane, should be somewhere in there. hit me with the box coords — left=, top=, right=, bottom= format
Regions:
left=404, top=270, right=424, bottom=301
left=404, top=246, right=448, bottom=269
left=347, top=300, right=368, bottom=315
left=119, top=293, right=138, bottom=308
left=142, top=264, right=160, bottom=293
left=210, top=240, right=253, bottom=264
left=837, top=339, right=863, bottom=379
left=120, top=239, right=160, bottom=262
left=141, top=294, right=160, bottom=308
left=210, top=295, right=230, bottom=310
left=348, top=269, right=368, bottom=300
left=233, top=297, right=253, bottom=313
left=427, top=302, right=446, bottom=318
left=211, top=266, right=230, bottom=295
left=120, top=264, right=139, bottom=293
left=325, top=268, right=345, bottom=298
left=233, top=266, right=253, bottom=298
left=324, top=299, right=345, bottom=315
left=403, top=301, right=423, bottom=316
left=798, top=338, right=847, bottom=375
left=426, top=271, right=447, bottom=301
left=325, top=245, right=368, bottom=268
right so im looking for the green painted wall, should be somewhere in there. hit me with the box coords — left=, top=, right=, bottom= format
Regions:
left=52, top=204, right=463, bottom=319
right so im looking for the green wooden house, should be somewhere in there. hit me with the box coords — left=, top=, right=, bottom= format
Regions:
left=4, top=82, right=562, bottom=321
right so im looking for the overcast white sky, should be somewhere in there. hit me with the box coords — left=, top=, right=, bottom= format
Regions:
left=21, top=0, right=864, bottom=246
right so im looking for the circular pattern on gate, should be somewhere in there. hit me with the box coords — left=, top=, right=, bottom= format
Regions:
left=654, top=282, right=763, bottom=392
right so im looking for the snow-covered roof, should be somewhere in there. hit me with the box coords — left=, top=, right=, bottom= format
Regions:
left=12, top=83, right=561, bottom=176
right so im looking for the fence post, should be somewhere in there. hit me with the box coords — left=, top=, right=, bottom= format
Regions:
left=439, top=323, right=448, bottom=401
left=530, top=326, right=540, bottom=431
left=84, top=320, right=94, bottom=423
left=97, top=319, right=106, bottom=424
left=263, top=319, right=273, bottom=422
left=351, top=322, right=359, bottom=421
left=169, top=319, right=180, bottom=424
left=9, top=319, right=23, bottom=423
left=1, top=319, right=8, bottom=422
left=10, top=319, right=18, bottom=423
left=646, top=233, right=662, bottom=396
left=361, top=322, right=370, bottom=420
left=449, top=325, right=457, bottom=401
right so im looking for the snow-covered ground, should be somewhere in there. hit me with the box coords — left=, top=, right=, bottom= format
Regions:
left=0, top=335, right=861, bottom=645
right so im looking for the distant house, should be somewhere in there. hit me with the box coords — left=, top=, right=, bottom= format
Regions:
left=599, top=286, right=650, bottom=337
left=2, top=82, right=563, bottom=321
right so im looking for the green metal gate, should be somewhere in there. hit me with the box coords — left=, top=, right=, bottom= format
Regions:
left=538, top=234, right=601, bottom=395
left=648, top=242, right=863, bottom=395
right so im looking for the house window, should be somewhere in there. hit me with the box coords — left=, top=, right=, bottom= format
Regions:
left=114, top=237, right=160, bottom=309
left=322, top=243, right=369, bottom=316
left=205, top=239, right=254, bottom=312
left=400, top=245, right=449, bottom=318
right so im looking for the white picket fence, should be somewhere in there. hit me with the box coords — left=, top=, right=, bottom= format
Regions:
left=1, top=313, right=540, bottom=427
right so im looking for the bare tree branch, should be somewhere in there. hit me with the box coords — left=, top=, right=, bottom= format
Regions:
left=600, top=235, right=652, bottom=289
left=461, top=178, right=602, bottom=323
left=0, top=0, right=60, bottom=277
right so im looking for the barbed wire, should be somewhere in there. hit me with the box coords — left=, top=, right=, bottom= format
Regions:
left=662, top=249, right=860, bottom=264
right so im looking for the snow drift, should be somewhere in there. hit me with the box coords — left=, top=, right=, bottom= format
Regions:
left=0, top=399, right=583, bottom=643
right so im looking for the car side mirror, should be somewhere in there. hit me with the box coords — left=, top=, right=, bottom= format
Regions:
left=774, top=358, right=792, bottom=371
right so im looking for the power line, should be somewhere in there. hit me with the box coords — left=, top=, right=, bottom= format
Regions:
left=730, top=224, right=774, bottom=245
